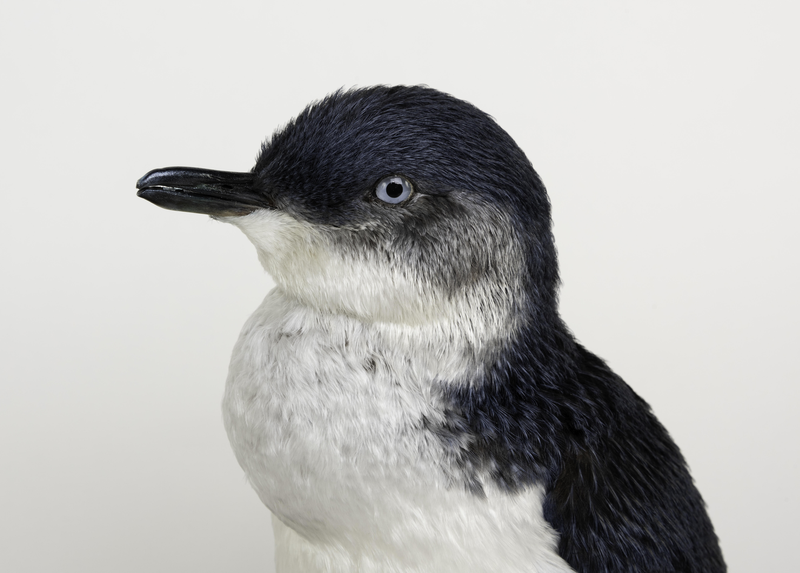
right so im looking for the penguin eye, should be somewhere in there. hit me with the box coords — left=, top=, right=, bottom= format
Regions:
left=375, top=176, right=413, bottom=204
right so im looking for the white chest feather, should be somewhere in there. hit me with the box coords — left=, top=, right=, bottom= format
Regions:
left=222, top=289, right=574, bottom=573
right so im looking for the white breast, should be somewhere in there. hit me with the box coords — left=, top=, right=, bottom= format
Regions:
left=222, top=289, right=574, bottom=573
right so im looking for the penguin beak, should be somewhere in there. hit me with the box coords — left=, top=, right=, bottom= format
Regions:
left=137, top=167, right=271, bottom=217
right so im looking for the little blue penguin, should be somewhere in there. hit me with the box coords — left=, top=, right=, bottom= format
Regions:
left=137, top=86, right=726, bottom=573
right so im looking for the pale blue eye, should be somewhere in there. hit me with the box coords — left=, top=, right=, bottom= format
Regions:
left=376, top=176, right=413, bottom=204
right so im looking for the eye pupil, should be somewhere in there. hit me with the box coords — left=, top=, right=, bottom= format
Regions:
left=386, top=182, right=403, bottom=198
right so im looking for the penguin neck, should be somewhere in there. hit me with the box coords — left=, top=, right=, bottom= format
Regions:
left=270, top=285, right=520, bottom=377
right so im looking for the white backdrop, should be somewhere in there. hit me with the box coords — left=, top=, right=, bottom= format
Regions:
left=1, top=1, right=798, bottom=571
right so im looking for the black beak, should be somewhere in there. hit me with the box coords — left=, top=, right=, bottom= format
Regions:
left=136, top=167, right=271, bottom=217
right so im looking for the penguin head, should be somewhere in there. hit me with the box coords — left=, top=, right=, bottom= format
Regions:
left=138, top=86, right=558, bottom=338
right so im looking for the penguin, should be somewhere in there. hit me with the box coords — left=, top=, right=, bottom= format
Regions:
left=137, top=86, right=726, bottom=573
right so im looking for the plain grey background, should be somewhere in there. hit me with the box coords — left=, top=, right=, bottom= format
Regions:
left=1, top=1, right=798, bottom=571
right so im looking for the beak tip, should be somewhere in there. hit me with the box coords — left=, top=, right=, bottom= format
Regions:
left=136, top=168, right=166, bottom=190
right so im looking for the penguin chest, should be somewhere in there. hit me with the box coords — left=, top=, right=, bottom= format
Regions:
left=222, top=290, right=448, bottom=537
left=222, top=290, right=574, bottom=573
